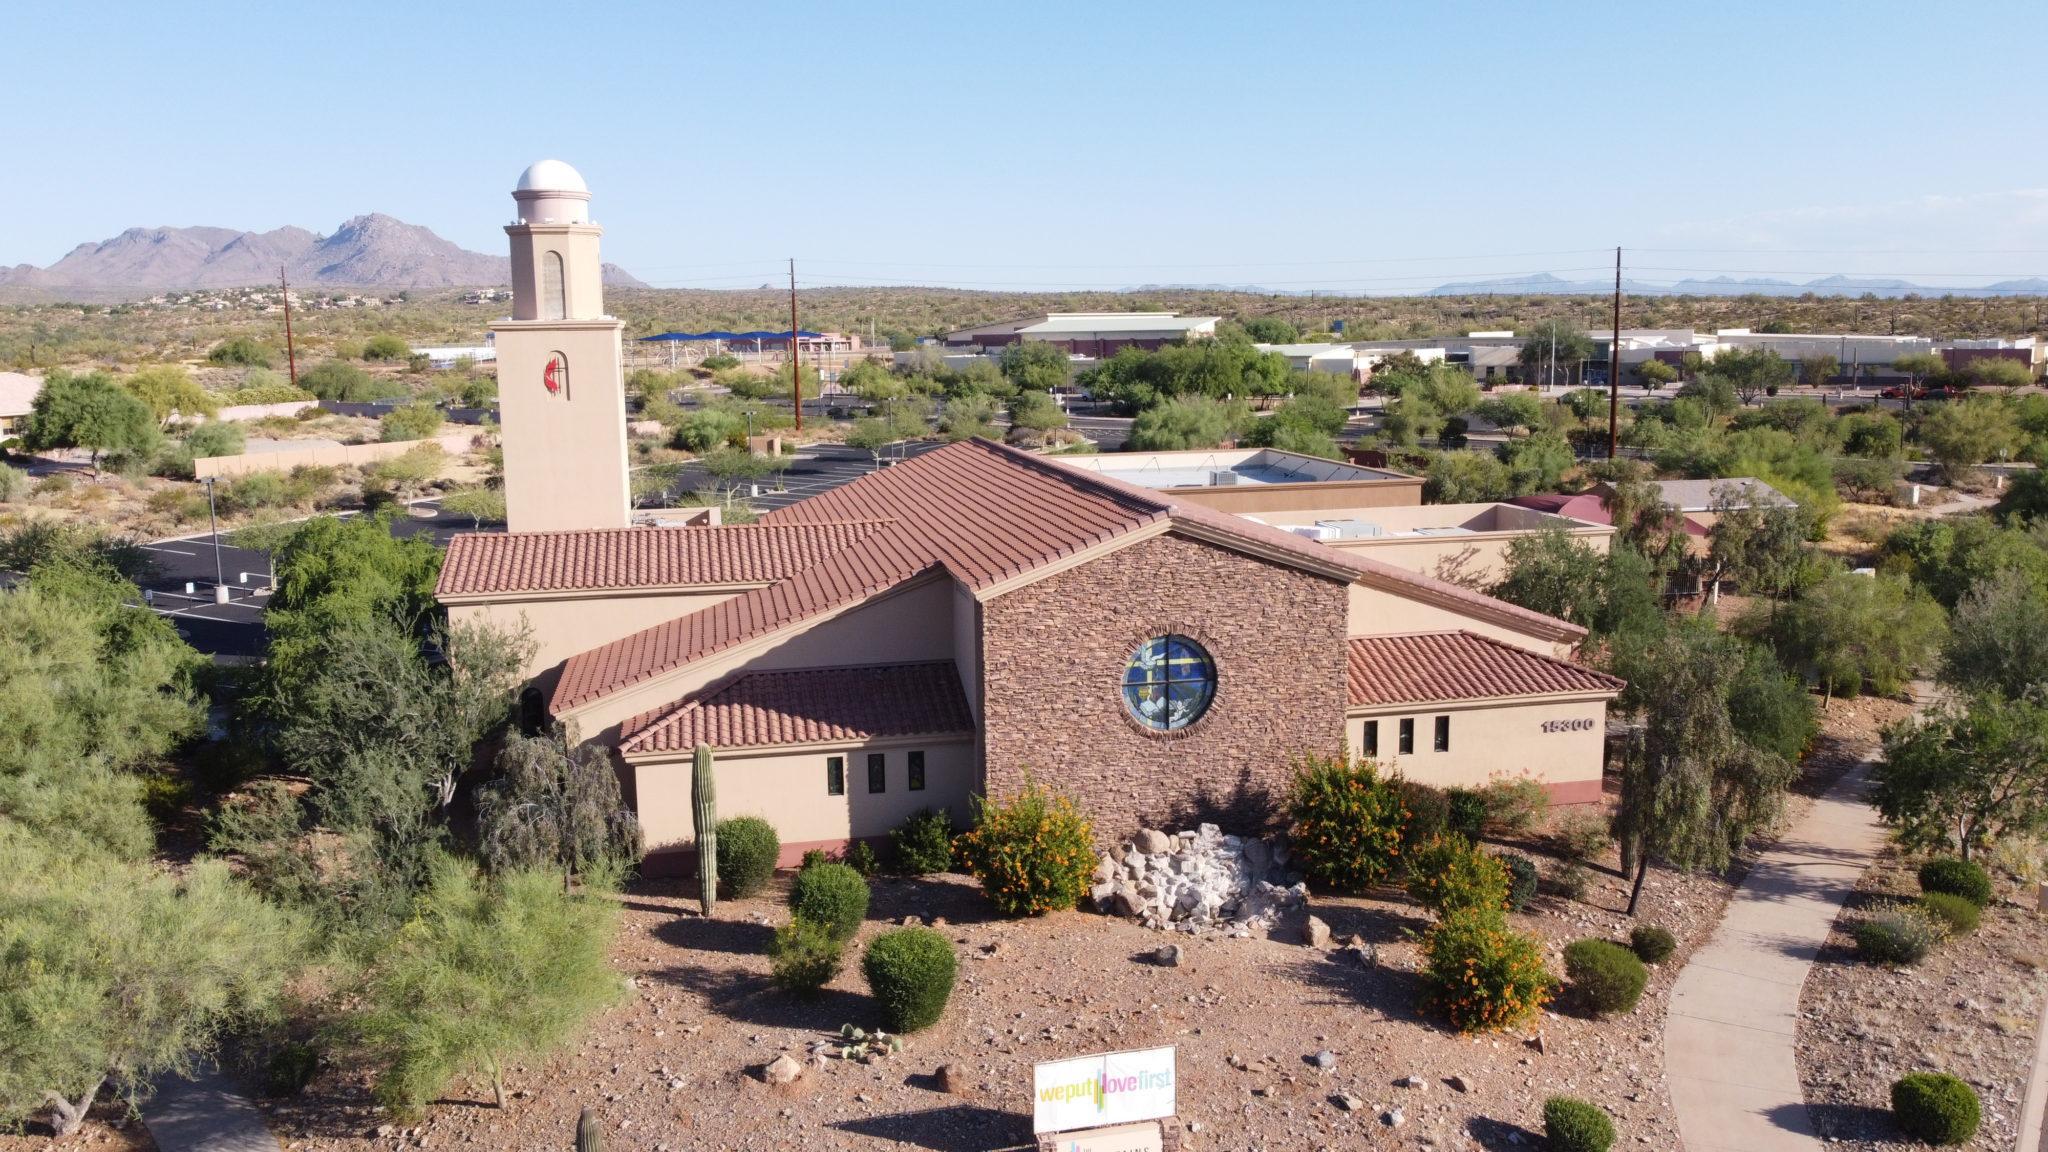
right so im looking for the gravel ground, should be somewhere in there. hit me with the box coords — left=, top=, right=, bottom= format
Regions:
left=0, top=1099, right=158, bottom=1151
left=257, top=813, right=1734, bottom=1152
left=1797, top=850, right=2048, bottom=1152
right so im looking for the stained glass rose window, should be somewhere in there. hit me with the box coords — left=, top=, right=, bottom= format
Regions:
left=1121, top=635, right=1216, bottom=731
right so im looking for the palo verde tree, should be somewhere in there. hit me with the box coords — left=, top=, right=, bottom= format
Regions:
left=1941, top=566, right=2048, bottom=702
left=1874, top=694, right=2048, bottom=862
left=1703, top=345, right=1795, bottom=407
left=1755, top=570, right=1945, bottom=701
left=20, top=369, right=159, bottom=473
left=352, top=861, right=621, bottom=1115
left=0, top=834, right=302, bottom=1138
left=1610, top=619, right=1799, bottom=913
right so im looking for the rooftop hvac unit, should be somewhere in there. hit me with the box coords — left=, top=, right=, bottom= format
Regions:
left=1206, top=469, right=1240, bottom=486
left=1286, top=524, right=1339, bottom=542
left=1315, top=519, right=1384, bottom=540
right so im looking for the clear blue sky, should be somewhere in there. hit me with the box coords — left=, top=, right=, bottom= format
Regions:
left=8, top=0, right=2048, bottom=292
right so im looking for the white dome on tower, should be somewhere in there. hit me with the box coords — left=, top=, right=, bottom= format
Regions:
left=515, top=159, right=588, bottom=194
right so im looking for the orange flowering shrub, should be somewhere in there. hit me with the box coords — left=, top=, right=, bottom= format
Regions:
left=1420, top=908, right=1554, bottom=1033
left=954, top=782, right=1095, bottom=917
left=1404, top=834, right=1511, bottom=917
left=1288, top=754, right=1408, bottom=892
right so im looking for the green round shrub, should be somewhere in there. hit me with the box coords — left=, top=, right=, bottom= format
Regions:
left=769, top=916, right=843, bottom=995
left=1399, top=780, right=1450, bottom=850
left=861, top=926, right=957, bottom=1032
left=1629, top=925, right=1677, bottom=964
left=1854, top=901, right=1943, bottom=966
left=1919, top=892, right=1981, bottom=935
left=1446, top=787, right=1487, bottom=841
left=714, top=816, right=780, bottom=899
left=1891, top=1072, right=1980, bottom=1145
left=788, top=861, right=870, bottom=941
left=1544, top=1096, right=1615, bottom=1152
left=1405, top=835, right=1510, bottom=916
left=1917, top=858, right=1992, bottom=908
left=1288, top=755, right=1408, bottom=892
left=890, top=808, right=955, bottom=875
left=1499, top=852, right=1539, bottom=912
left=1562, top=938, right=1647, bottom=1016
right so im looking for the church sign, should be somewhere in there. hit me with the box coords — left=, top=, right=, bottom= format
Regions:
left=1032, top=1046, right=1176, bottom=1135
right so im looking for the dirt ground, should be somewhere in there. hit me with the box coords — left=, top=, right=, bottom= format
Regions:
left=1797, top=849, right=2048, bottom=1152
left=247, top=806, right=1733, bottom=1152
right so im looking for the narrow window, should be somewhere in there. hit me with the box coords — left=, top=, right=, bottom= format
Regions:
left=541, top=250, right=566, bottom=320
left=826, top=756, right=844, bottom=796
left=1361, top=720, right=1379, bottom=758
left=1434, top=715, right=1451, bottom=752
left=1398, top=718, right=1415, bottom=756
left=907, top=751, right=925, bottom=791
left=867, top=752, right=886, bottom=794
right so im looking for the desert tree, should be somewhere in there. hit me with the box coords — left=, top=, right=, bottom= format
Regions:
left=1940, top=566, right=2048, bottom=701
left=1918, top=397, right=2019, bottom=482
left=1705, top=346, right=1795, bottom=407
left=998, top=340, right=1072, bottom=392
left=476, top=728, right=642, bottom=888
left=1875, top=694, right=2048, bottom=861
left=1758, top=570, right=1944, bottom=701
left=0, top=837, right=301, bottom=1137
left=1517, top=320, right=1595, bottom=388
left=1610, top=620, right=1799, bottom=913
left=353, top=862, right=620, bottom=1115
left=20, top=369, right=160, bottom=473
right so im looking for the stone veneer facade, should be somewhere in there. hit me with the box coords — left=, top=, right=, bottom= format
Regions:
left=979, top=532, right=1350, bottom=838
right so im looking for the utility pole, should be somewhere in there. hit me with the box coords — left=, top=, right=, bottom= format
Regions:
left=203, top=476, right=227, bottom=604
left=279, top=265, right=299, bottom=387
left=1608, top=246, right=1622, bottom=460
left=789, top=258, right=802, bottom=433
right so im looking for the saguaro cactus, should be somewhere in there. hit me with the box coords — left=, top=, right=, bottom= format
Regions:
left=576, top=1107, right=601, bottom=1152
left=693, top=742, right=718, bottom=915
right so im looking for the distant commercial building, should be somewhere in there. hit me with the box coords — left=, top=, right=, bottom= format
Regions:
left=943, top=312, right=1218, bottom=356
left=1942, top=336, right=2045, bottom=379
left=0, top=372, right=40, bottom=438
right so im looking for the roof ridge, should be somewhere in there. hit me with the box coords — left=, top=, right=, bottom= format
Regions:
left=450, top=518, right=898, bottom=544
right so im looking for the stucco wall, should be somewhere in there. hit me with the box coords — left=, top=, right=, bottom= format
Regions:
left=1345, top=696, right=1608, bottom=803
left=449, top=588, right=746, bottom=681
left=193, top=430, right=475, bottom=478
left=1346, top=581, right=1572, bottom=658
left=1165, top=480, right=1422, bottom=515
left=632, top=738, right=975, bottom=867
left=980, top=531, right=1350, bottom=838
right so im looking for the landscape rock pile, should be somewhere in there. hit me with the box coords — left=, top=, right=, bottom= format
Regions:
left=1090, top=823, right=1308, bottom=934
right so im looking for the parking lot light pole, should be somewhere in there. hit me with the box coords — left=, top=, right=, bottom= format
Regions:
left=204, top=476, right=227, bottom=604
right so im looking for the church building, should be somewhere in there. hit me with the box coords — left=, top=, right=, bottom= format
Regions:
left=440, top=162, right=1623, bottom=871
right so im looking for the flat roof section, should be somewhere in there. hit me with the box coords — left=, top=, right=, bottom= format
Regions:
left=1053, top=448, right=1410, bottom=491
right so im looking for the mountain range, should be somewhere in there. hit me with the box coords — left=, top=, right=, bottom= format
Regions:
left=1418, top=271, right=2048, bottom=299
left=0, top=214, right=645, bottom=297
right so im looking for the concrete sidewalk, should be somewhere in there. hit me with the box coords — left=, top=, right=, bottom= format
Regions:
left=144, top=1067, right=278, bottom=1152
left=1663, top=760, right=1888, bottom=1152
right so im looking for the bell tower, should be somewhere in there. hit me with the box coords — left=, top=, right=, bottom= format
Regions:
left=491, top=159, right=631, bottom=532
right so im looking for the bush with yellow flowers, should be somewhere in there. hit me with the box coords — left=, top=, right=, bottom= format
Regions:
left=954, top=781, right=1095, bottom=917
left=1288, top=754, right=1408, bottom=892
left=1419, top=907, right=1555, bottom=1033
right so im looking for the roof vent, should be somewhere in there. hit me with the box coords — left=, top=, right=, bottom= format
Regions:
left=1206, top=469, right=1240, bottom=486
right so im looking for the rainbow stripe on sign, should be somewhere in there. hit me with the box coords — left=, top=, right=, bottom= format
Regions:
left=1032, top=1046, right=1176, bottom=1135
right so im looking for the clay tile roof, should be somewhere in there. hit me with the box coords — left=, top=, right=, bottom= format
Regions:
left=617, top=661, right=974, bottom=755
left=544, top=438, right=1588, bottom=716
left=436, top=521, right=891, bottom=597
left=1346, top=631, right=1624, bottom=707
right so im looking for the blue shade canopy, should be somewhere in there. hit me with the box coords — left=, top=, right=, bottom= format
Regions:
left=1120, top=635, right=1216, bottom=731
left=637, top=329, right=823, bottom=341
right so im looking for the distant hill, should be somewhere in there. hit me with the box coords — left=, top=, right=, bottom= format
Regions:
left=0, top=214, right=644, bottom=297
left=1422, top=271, right=2048, bottom=299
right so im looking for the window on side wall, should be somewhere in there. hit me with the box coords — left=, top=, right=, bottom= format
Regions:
left=1398, top=718, right=1415, bottom=756
left=826, top=756, right=845, bottom=796
left=868, top=752, right=886, bottom=793
left=908, top=750, right=925, bottom=791
left=1434, top=715, right=1450, bottom=752
left=1362, top=720, right=1379, bottom=758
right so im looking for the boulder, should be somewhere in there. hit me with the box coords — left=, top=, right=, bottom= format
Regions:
left=765, top=1054, right=803, bottom=1084
left=1135, top=829, right=1173, bottom=855
left=1303, top=915, right=1331, bottom=948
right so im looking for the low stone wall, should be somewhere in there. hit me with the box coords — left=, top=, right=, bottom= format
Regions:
left=170, top=400, right=319, bottom=424
left=194, top=430, right=477, bottom=478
